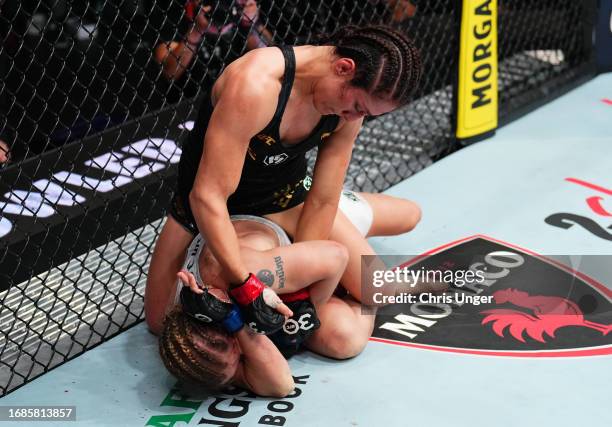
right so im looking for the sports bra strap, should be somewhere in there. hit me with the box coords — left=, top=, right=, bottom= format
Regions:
left=266, top=45, right=296, bottom=128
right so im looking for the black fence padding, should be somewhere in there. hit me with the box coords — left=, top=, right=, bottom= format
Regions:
left=0, top=0, right=596, bottom=396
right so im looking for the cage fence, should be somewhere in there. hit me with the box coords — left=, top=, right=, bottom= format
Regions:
left=0, top=0, right=596, bottom=396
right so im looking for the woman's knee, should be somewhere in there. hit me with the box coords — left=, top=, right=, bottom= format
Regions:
left=315, top=317, right=369, bottom=360
left=397, top=199, right=421, bottom=232
left=322, top=241, right=350, bottom=272
left=302, top=240, right=349, bottom=279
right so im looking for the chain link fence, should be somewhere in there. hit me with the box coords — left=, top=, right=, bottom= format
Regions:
left=0, top=0, right=596, bottom=396
left=497, top=0, right=596, bottom=123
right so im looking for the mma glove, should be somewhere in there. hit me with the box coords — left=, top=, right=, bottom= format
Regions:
left=180, top=286, right=244, bottom=333
left=230, top=273, right=286, bottom=335
left=269, top=289, right=321, bottom=358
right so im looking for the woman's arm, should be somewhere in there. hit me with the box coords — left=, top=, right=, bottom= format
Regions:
left=232, top=328, right=294, bottom=397
left=293, top=119, right=363, bottom=242
left=154, top=5, right=211, bottom=80
left=189, top=68, right=278, bottom=284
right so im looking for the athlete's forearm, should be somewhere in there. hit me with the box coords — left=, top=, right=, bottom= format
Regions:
left=234, top=328, right=294, bottom=397
left=294, top=199, right=338, bottom=242
left=161, top=31, right=201, bottom=80
left=189, top=192, right=250, bottom=284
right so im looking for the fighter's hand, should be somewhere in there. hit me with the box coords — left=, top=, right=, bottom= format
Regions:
left=262, top=287, right=294, bottom=318
left=177, top=269, right=204, bottom=294
left=239, top=0, right=259, bottom=27
left=185, top=2, right=211, bottom=45
left=230, top=273, right=292, bottom=335
left=194, top=5, right=212, bottom=33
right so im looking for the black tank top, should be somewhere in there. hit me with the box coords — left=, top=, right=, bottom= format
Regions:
left=178, top=45, right=341, bottom=216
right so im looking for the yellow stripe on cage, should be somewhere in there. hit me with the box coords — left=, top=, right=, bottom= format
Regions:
left=456, top=0, right=498, bottom=139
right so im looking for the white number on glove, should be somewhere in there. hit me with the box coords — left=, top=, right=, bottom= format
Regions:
left=195, top=313, right=213, bottom=323
left=283, top=313, right=314, bottom=335
left=248, top=322, right=266, bottom=335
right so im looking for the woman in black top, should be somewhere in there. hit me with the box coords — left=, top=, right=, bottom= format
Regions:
left=146, top=24, right=423, bottom=360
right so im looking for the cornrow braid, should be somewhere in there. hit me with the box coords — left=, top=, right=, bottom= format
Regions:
left=159, top=308, right=240, bottom=389
left=315, top=24, right=422, bottom=106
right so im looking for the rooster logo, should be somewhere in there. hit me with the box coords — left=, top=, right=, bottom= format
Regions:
left=481, top=288, right=612, bottom=343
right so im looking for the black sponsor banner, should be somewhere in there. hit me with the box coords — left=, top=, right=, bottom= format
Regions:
left=372, top=236, right=612, bottom=356
left=0, top=103, right=196, bottom=291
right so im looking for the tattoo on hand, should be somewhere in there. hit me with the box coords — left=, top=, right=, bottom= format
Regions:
left=274, top=256, right=286, bottom=289
left=256, top=269, right=275, bottom=287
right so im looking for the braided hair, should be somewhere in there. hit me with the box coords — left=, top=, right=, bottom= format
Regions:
left=315, top=24, right=422, bottom=106
left=159, top=308, right=240, bottom=389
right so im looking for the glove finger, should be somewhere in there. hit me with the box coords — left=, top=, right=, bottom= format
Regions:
left=176, top=270, right=191, bottom=287
left=262, top=288, right=293, bottom=317
left=189, top=272, right=203, bottom=292
left=275, top=301, right=293, bottom=318
left=178, top=269, right=203, bottom=294
left=261, top=288, right=294, bottom=317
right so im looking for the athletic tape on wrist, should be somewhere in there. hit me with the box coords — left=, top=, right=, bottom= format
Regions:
left=230, top=273, right=264, bottom=306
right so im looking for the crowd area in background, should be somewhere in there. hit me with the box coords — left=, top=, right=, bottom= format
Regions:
left=0, top=0, right=420, bottom=166
left=0, top=0, right=572, bottom=167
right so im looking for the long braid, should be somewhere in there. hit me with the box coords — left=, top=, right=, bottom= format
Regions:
left=176, top=313, right=225, bottom=381
left=369, top=25, right=422, bottom=104
left=160, top=312, right=202, bottom=384
left=314, top=24, right=422, bottom=105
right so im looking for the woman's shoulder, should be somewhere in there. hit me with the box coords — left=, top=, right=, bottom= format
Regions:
left=212, top=47, right=285, bottom=104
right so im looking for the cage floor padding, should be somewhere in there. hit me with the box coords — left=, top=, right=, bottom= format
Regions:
left=1, top=74, right=611, bottom=427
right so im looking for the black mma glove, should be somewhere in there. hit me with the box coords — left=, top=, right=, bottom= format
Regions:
left=180, top=286, right=244, bottom=333
left=269, top=289, right=320, bottom=358
left=229, top=273, right=286, bottom=335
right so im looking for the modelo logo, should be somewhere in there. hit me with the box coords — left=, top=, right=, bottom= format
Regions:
left=544, top=177, right=612, bottom=241
left=371, top=236, right=611, bottom=357
left=0, top=137, right=181, bottom=239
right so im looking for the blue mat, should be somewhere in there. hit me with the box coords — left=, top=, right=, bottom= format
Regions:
left=2, top=74, right=611, bottom=427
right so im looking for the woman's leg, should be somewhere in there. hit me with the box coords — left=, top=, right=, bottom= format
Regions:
left=239, top=240, right=348, bottom=311
left=264, top=207, right=379, bottom=358
left=357, top=192, right=422, bottom=237
left=264, top=193, right=423, bottom=358
left=191, top=239, right=349, bottom=312
left=266, top=192, right=424, bottom=298
left=157, top=221, right=349, bottom=337
left=268, top=205, right=386, bottom=302
left=305, top=294, right=376, bottom=359
left=145, top=216, right=194, bottom=335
